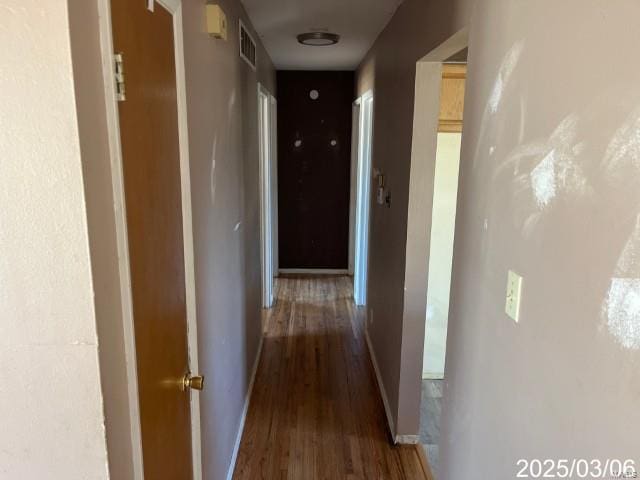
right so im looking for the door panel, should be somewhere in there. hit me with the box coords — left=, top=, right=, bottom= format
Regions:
left=110, top=1, right=192, bottom=478
left=277, top=71, right=354, bottom=269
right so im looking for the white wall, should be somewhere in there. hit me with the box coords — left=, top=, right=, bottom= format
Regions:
left=0, top=1, right=109, bottom=478
left=423, top=132, right=461, bottom=378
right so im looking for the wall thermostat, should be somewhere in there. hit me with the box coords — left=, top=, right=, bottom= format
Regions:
left=206, top=5, right=228, bottom=40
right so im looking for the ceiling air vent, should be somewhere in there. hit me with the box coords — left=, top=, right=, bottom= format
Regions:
left=239, top=20, right=257, bottom=70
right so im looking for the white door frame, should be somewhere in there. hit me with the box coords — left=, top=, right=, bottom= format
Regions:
left=258, top=83, right=276, bottom=308
left=348, top=102, right=361, bottom=276
left=353, top=91, right=374, bottom=306
left=97, top=1, right=202, bottom=479
left=270, top=95, right=279, bottom=280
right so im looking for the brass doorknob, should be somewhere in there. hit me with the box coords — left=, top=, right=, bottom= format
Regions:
left=182, top=373, right=204, bottom=391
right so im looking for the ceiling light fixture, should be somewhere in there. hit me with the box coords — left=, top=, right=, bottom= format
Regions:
left=297, top=32, right=340, bottom=46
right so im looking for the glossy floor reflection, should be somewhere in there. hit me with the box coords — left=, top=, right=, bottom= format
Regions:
left=233, top=275, right=426, bottom=480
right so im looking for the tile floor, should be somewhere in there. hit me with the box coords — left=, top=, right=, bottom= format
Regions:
left=419, top=379, right=443, bottom=478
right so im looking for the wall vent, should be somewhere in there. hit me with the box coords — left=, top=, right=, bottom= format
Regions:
left=239, top=20, right=257, bottom=70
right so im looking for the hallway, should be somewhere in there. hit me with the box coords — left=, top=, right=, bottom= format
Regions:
left=232, top=276, right=427, bottom=479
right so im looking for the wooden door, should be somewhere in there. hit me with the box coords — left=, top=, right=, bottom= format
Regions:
left=111, top=1, right=193, bottom=478
left=277, top=71, right=354, bottom=269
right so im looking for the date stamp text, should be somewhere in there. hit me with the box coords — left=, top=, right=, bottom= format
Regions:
left=516, top=459, right=637, bottom=479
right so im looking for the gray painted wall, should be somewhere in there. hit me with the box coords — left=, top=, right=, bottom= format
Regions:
left=359, top=0, right=640, bottom=477
left=356, top=0, right=473, bottom=437
left=181, top=1, right=276, bottom=479
left=442, top=1, right=640, bottom=478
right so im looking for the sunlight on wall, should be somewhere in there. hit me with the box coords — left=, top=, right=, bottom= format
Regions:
left=530, top=149, right=557, bottom=207
left=603, top=106, right=640, bottom=176
left=494, top=113, right=591, bottom=237
left=473, top=41, right=525, bottom=168
left=488, top=41, right=524, bottom=114
left=210, top=135, right=218, bottom=204
left=473, top=38, right=640, bottom=353
left=210, top=89, right=237, bottom=207
left=602, top=108, right=640, bottom=349
left=604, top=278, right=640, bottom=350
left=524, top=115, right=589, bottom=216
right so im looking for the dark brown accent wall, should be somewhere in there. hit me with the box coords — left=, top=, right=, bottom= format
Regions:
left=277, top=71, right=354, bottom=269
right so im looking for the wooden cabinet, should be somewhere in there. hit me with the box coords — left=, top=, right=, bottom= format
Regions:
left=439, top=64, right=466, bottom=133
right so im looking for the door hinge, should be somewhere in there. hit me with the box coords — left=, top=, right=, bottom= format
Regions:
left=114, top=53, right=126, bottom=102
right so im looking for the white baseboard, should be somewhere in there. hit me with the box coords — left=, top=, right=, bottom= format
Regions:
left=365, top=328, right=421, bottom=446
left=278, top=268, right=349, bottom=275
left=364, top=327, right=397, bottom=443
left=395, top=434, right=420, bottom=444
left=226, top=333, right=264, bottom=480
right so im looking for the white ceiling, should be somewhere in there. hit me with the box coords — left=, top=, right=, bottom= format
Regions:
left=240, top=0, right=404, bottom=70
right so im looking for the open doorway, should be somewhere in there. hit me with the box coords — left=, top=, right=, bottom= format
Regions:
left=258, top=84, right=277, bottom=308
left=418, top=52, right=467, bottom=478
left=352, top=91, right=374, bottom=306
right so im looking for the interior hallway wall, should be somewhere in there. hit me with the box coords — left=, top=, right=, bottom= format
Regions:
left=356, top=0, right=474, bottom=437
left=277, top=70, right=354, bottom=270
left=0, top=1, right=109, bottom=478
left=181, top=2, right=276, bottom=479
left=358, top=0, right=640, bottom=477
left=441, top=1, right=640, bottom=478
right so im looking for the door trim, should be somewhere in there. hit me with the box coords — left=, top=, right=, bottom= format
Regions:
left=258, top=83, right=275, bottom=308
left=97, top=1, right=202, bottom=479
left=270, top=95, right=279, bottom=279
left=348, top=102, right=361, bottom=276
left=353, top=90, right=374, bottom=306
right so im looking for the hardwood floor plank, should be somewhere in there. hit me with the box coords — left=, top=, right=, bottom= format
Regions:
left=232, top=276, right=425, bottom=480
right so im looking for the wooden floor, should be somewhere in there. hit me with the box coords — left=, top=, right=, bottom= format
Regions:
left=233, top=276, right=427, bottom=480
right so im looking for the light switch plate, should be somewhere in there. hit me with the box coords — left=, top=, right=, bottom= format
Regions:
left=505, top=270, right=523, bottom=322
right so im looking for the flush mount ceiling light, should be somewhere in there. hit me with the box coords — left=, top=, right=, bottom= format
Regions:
left=297, top=32, right=340, bottom=46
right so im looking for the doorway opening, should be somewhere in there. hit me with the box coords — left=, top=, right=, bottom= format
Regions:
left=418, top=52, right=467, bottom=478
left=352, top=91, right=374, bottom=306
left=258, top=84, right=277, bottom=308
